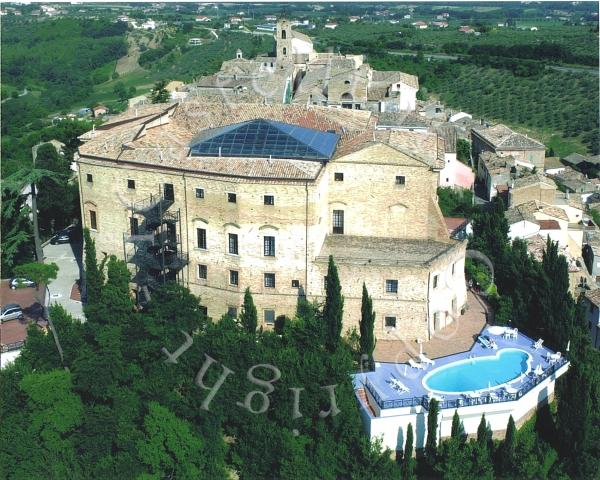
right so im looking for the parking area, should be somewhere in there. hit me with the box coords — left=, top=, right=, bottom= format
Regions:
left=43, top=241, right=84, bottom=320
left=0, top=280, right=47, bottom=365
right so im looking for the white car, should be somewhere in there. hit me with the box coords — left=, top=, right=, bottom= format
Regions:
left=0, top=304, right=24, bottom=322
left=10, top=277, right=36, bottom=290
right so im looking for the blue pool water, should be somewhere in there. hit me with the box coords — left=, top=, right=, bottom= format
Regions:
left=423, top=349, right=529, bottom=393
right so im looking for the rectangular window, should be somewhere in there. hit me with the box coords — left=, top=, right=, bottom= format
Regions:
left=395, top=175, right=406, bottom=186
left=334, top=172, right=344, bottom=181
left=264, top=195, right=274, bottom=205
left=86, top=173, right=93, bottom=183
left=195, top=188, right=204, bottom=199
left=130, top=217, right=139, bottom=236
left=385, top=316, right=397, bottom=328
left=127, top=179, right=136, bottom=189
left=264, top=273, right=276, bottom=288
left=199, top=305, right=208, bottom=317
left=433, top=275, right=439, bottom=288
left=229, top=270, right=239, bottom=286
left=198, top=264, right=207, bottom=280
left=228, top=233, right=239, bottom=255
left=197, top=228, right=207, bottom=249
left=332, top=210, right=344, bottom=234
left=228, top=192, right=237, bottom=203
left=264, top=309, right=275, bottom=325
left=264, top=236, right=275, bottom=256
left=292, top=280, right=300, bottom=288
left=227, top=306, right=238, bottom=318
left=90, top=210, right=97, bottom=230
left=385, top=280, right=398, bottom=293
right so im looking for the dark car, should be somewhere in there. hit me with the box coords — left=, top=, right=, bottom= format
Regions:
left=50, top=229, right=71, bottom=244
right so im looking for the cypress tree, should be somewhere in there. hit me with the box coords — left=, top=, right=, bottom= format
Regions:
left=501, top=415, right=517, bottom=474
left=323, top=255, right=344, bottom=353
left=402, top=423, right=416, bottom=480
left=359, top=283, right=376, bottom=370
left=425, top=398, right=439, bottom=462
left=239, top=287, right=258, bottom=334
left=83, top=227, right=105, bottom=306
left=450, top=410, right=461, bottom=440
left=477, top=414, right=490, bottom=450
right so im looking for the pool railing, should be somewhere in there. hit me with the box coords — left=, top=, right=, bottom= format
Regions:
left=362, top=357, right=568, bottom=411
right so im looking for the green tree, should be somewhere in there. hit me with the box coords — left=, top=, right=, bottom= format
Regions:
left=239, top=287, right=258, bottom=334
left=14, top=261, right=59, bottom=290
left=401, top=423, right=416, bottom=480
left=359, top=283, right=376, bottom=370
left=456, top=139, right=471, bottom=164
left=150, top=79, right=170, bottom=103
left=136, top=402, right=218, bottom=479
left=450, top=410, right=463, bottom=441
left=323, top=255, right=344, bottom=352
left=113, top=81, right=129, bottom=102
left=425, top=398, right=440, bottom=463
left=83, top=227, right=105, bottom=306
left=500, top=415, right=517, bottom=474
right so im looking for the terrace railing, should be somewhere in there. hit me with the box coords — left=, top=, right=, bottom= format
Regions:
left=362, top=358, right=568, bottom=412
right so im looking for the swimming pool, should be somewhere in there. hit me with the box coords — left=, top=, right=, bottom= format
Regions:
left=423, top=349, right=531, bottom=394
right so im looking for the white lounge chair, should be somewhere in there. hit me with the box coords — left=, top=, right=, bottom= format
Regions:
left=419, top=353, right=435, bottom=366
left=503, top=327, right=518, bottom=340
left=504, top=385, right=519, bottom=395
left=408, top=358, right=426, bottom=370
left=389, top=378, right=409, bottom=394
left=548, top=352, right=562, bottom=364
left=532, top=338, right=544, bottom=350
left=464, top=391, right=480, bottom=400
left=427, top=391, right=444, bottom=402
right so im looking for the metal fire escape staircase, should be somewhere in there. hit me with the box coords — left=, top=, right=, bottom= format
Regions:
left=123, top=185, right=188, bottom=303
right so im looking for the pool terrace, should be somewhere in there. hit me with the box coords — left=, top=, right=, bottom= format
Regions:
left=355, top=327, right=568, bottom=414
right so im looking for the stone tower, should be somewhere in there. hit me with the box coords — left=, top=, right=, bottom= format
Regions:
left=276, top=19, right=292, bottom=62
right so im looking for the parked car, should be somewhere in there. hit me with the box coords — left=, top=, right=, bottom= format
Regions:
left=9, top=277, right=36, bottom=289
left=50, top=229, right=71, bottom=244
left=0, top=304, right=24, bottom=322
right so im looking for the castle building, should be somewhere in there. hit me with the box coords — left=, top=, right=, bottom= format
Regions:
left=76, top=100, right=466, bottom=341
left=185, top=20, right=419, bottom=113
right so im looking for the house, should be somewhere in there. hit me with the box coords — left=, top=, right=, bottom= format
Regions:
left=141, top=20, right=156, bottom=30
left=78, top=107, right=92, bottom=118
left=195, top=16, right=210, bottom=22
left=92, top=105, right=109, bottom=117
left=449, top=112, right=472, bottom=123
left=506, top=200, right=570, bottom=249
left=229, top=16, right=242, bottom=24
left=76, top=100, right=467, bottom=344
left=584, top=289, right=600, bottom=348
left=471, top=124, right=546, bottom=170
left=459, top=26, right=475, bottom=34
left=544, top=156, right=566, bottom=176
left=188, top=38, right=203, bottom=46
left=530, top=26, right=538, bottom=31
left=435, top=126, right=475, bottom=190
left=444, top=217, right=472, bottom=240
left=256, top=24, right=277, bottom=32
left=552, top=167, right=600, bottom=195
left=583, top=230, right=600, bottom=282
left=403, top=14, right=411, bottom=19
left=265, top=15, right=277, bottom=21
left=476, top=151, right=513, bottom=200
left=324, top=23, right=338, bottom=29
left=412, top=21, right=428, bottom=29
left=349, top=16, right=361, bottom=23
left=509, top=172, right=557, bottom=207
left=432, top=21, right=448, bottom=28
left=375, top=112, right=429, bottom=133
left=563, top=153, right=600, bottom=175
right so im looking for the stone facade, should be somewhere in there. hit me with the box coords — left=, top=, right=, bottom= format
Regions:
left=77, top=102, right=467, bottom=342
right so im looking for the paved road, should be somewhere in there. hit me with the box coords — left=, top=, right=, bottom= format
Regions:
left=43, top=242, right=84, bottom=320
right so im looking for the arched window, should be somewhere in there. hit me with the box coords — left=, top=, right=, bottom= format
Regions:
left=281, top=30, right=287, bottom=39
left=282, top=47, right=287, bottom=55
left=341, top=92, right=353, bottom=100
left=344, top=80, right=351, bottom=85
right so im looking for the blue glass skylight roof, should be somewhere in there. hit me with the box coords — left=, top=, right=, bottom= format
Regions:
left=189, top=119, right=340, bottom=161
